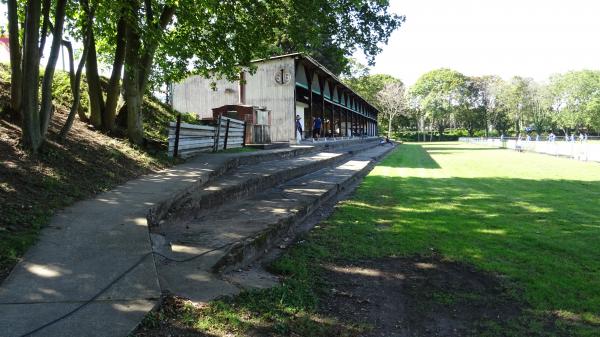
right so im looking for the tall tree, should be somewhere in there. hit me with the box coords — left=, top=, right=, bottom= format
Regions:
left=59, top=0, right=94, bottom=139
left=499, top=76, right=536, bottom=135
left=8, top=0, right=68, bottom=153
left=343, top=64, right=403, bottom=135
left=19, top=0, right=43, bottom=151
left=547, top=70, right=600, bottom=133
left=410, top=69, right=468, bottom=140
left=457, top=79, right=486, bottom=137
left=7, top=0, right=22, bottom=122
left=39, top=0, right=68, bottom=138
left=87, top=0, right=285, bottom=144
left=376, top=80, right=407, bottom=137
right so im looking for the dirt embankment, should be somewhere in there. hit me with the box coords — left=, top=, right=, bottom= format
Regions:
left=0, top=68, right=182, bottom=281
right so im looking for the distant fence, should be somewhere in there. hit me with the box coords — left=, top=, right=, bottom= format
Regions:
left=459, top=137, right=600, bottom=163
left=168, top=115, right=246, bottom=158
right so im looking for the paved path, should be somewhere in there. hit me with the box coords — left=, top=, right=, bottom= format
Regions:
left=0, top=153, right=238, bottom=337
left=0, top=139, right=386, bottom=337
left=0, top=146, right=307, bottom=337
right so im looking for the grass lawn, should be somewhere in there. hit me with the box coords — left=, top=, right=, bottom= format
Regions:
left=136, top=142, right=600, bottom=337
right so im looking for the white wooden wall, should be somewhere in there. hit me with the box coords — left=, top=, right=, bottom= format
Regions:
left=171, top=57, right=296, bottom=142
left=172, top=76, right=239, bottom=120
left=244, top=58, right=295, bottom=142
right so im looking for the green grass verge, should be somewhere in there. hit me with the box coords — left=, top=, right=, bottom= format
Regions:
left=145, top=142, right=600, bottom=336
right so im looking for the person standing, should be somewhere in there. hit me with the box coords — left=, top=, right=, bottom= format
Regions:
left=313, top=116, right=322, bottom=140
left=295, top=115, right=303, bottom=141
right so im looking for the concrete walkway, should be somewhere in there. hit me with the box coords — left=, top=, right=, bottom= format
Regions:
left=0, top=139, right=388, bottom=337
left=0, top=153, right=238, bottom=337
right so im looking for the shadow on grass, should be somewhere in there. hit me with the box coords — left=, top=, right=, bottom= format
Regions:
left=327, top=174, right=600, bottom=333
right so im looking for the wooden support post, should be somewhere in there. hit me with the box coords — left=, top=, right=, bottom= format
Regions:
left=213, top=115, right=222, bottom=152
left=173, top=113, right=181, bottom=158
left=223, top=118, right=231, bottom=150
left=242, top=122, right=247, bottom=147
left=330, top=103, right=334, bottom=137
left=345, top=108, right=348, bottom=136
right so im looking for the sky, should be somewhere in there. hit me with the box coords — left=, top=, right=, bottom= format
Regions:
left=356, top=0, right=600, bottom=86
left=1, top=1, right=598, bottom=84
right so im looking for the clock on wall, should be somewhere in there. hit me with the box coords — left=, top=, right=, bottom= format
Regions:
left=274, top=67, right=292, bottom=85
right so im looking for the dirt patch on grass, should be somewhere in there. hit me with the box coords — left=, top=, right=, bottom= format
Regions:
left=134, top=297, right=216, bottom=337
left=318, top=255, right=523, bottom=337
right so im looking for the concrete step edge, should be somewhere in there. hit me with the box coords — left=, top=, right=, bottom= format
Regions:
left=147, top=138, right=381, bottom=227
left=210, top=145, right=396, bottom=273
left=153, top=141, right=382, bottom=226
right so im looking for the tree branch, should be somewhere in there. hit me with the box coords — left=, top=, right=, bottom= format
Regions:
left=39, top=0, right=52, bottom=57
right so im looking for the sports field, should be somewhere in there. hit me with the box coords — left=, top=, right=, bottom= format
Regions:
left=360, top=143, right=600, bottom=330
left=136, top=142, right=600, bottom=337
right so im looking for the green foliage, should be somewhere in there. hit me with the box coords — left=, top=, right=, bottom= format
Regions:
left=343, top=65, right=405, bottom=135
left=142, top=96, right=196, bottom=143
left=51, top=69, right=90, bottom=114
left=547, top=70, right=600, bottom=131
left=269, top=0, right=405, bottom=75
left=151, top=0, right=286, bottom=87
left=409, top=68, right=469, bottom=136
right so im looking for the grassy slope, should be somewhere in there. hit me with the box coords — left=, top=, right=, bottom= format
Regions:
left=0, top=63, right=185, bottom=279
left=139, top=143, right=600, bottom=337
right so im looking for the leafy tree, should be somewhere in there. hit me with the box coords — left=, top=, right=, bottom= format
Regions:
left=586, top=97, right=600, bottom=133
left=271, top=0, right=405, bottom=75
left=410, top=69, right=468, bottom=140
left=84, top=0, right=403, bottom=144
left=498, top=76, right=537, bottom=135
left=343, top=63, right=403, bottom=134
left=547, top=70, right=600, bottom=133
left=376, top=80, right=407, bottom=137
left=528, top=84, right=553, bottom=134
left=464, top=76, right=503, bottom=136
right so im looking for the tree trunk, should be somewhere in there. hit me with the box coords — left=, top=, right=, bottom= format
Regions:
left=22, top=1, right=42, bottom=153
left=38, top=0, right=51, bottom=56
left=86, top=30, right=105, bottom=128
left=7, top=0, right=22, bottom=122
left=429, top=121, right=434, bottom=142
left=122, top=2, right=175, bottom=144
left=387, top=114, right=393, bottom=138
left=102, top=17, right=127, bottom=132
left=21, top=0, right=43, bottom=152
left=40, top=0, right=68, bottom=138
left=124, top=7, right=144, bottom=145
left=59, top=35, right=90, bottom=139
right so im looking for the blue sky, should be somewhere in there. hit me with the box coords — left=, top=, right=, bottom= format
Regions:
left=356, top=0, right=600, bottom=85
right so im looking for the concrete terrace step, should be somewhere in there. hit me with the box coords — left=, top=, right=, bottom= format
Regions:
left=151, top=144, right=396, bottom=303
left=148, top=137, right=380, bottom=225
left=161, top=141, right=381, bottom=221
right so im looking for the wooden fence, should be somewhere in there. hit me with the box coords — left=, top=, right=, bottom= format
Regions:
left=168, top=115, right=246, bottom=158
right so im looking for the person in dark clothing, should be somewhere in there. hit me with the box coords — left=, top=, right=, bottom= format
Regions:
left=313, top=116, right=322, bottom=140
left=295, top=115, right=303, bottom=140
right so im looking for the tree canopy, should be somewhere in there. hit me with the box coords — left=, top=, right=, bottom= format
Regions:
left=6, top=0, right=403, bottom=151
left=410, top=68, right=469, bottom=138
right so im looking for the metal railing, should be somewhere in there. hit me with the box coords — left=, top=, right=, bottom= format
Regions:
left=459, top=137, right=600, bottom=162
